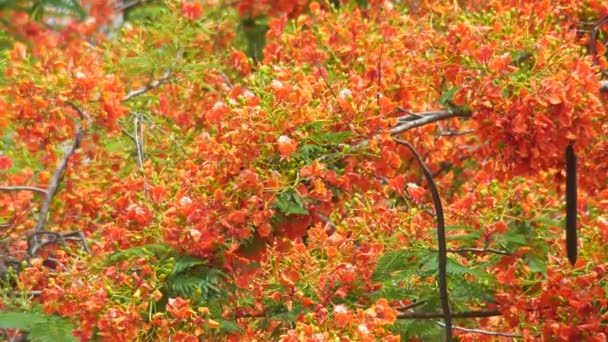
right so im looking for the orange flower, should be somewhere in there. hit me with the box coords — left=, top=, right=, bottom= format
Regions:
left=277, top=135, right=297, bottom=158
left=406, top=183, right=425, bottom=204
left=0, top=155, right=11, bottom=169
left=181, top=1, right=203, bottom=21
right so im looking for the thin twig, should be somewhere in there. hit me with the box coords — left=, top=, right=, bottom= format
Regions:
left=446, top=248, right=510, bottom=255
left=395, top=300, right=427, bottom=311
left=122, top=69, right=172, bottom=101
left=115, top=0, right=146, bottom=11
left=376, top=44, right=383, bottom=110
left=314, top=212, right=336, bottom=235
left=391, top=110, right=469, bottom=136
left=435, top=321, right=522, bottom=338
left=397, top=309, right=501, bottom=320
left=35, top=103, right=90, bottom=233
left=122, top=48, right=182, bottom=102
left=347, top=110, right=468, bottom=153
left=438, top=129, right=474, bottom=137
left=316, top=64, right=339, bottom=102
left=234, top=308, right=502, bottom=321
left=132, top=112, right=149, bottom=196
left=0, top=186, right=47, bottom=195
left=394, top=139, right=452, bottom=341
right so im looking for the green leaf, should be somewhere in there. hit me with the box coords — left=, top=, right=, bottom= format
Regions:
left=438, top=87, right=459, bottom=106
left=0, top=311, right=77, bottom=342
left=30, top=0, right=86, bottom=21
left=106, top=243, right=173, bottom=264
left=446, top=258, right=492, bottom=280
left=218, top=320, right=244, bottom=334
left=274, top=189, right=309, bottom=216
left=525, top=254, right=547, bottom=275
left=372, top=249, right=411, bottom=282
left=241, top=17, right=269, bottom=63
left=171, top=255, right=208, bottom=275
left=307, top=131, right=353, bottom=145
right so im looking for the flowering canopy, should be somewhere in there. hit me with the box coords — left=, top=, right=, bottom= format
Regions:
left=0, top=0, right=607, bottom=341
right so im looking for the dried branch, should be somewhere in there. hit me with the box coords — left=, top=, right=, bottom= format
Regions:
left=27, top=230, right=89, bottom=257
left=396, top=109, right=446, bottom=122
left=435, top=321, right=522, bottom=338
left=122, top=69, right=172, bottom=102
left=115, top=0, right=147, bottom=11
left=391, top=110, right=469, bottom=136
left=397, top=309, right=501, bottom=320
left=122, top=48, right=182, bottom=102
left=314, top=212, right=336, bottom=235
left=394, top=139, right=452, bottom=341
left=132, top=112, right=149, bottom=196
left=438, top=129, right=475, bottom=137
left=376, top=45, right=383, bottom=110
left=0, top=186, right=47, bottom=195
left=395, top=300, right=427, bottom=312
left=316, top=64, right=339, bottom=103
left=35, top=103, right=90, bottom=233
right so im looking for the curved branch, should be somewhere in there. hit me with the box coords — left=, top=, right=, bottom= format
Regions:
left=394, top=138, right=452, bottom=341
left=35, top=103, right=90, bottom=232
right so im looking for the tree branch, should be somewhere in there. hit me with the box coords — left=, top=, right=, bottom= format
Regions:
left=435, top=321, right=522, bottom=338
left=122, top=69, right=172, bottom=102
left=122, top=48, right=182, bottom=102
left=34, top=103, right=90, bottom=233
left=600, top=80, right=608, bottom=93
left=397, top=309, right=501, bottom=320
left=0, top=186, right=47, bottom=195
left=391, top=110, right=469, bottom=136
left=394, top=139, right=452, bottom=341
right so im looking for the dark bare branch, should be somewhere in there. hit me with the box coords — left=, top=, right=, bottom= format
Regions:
left=394, top=138, right=452, bottom=340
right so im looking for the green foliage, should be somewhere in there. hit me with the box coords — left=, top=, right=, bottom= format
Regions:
left=391, top=319, right=443, bottom=341
left=107, top=244, right=230, bottom=303
left=0, top=310, right=77, bottom=342
left=240, top=17, right=269, bottom=63
left=371, top=246, right=496, bottom=310
left=0, top=0, right=86, bottom=21
left=105, top=243, right=173, bottom=265
left=437, top=86, right=471, bottom=115
left=30, top=0, right=86, bottom=20
left=167, top=257, right=228, bottom=302
left=274, top=188, right=309, bottom=216
left=124, top=3, right=169, bottom=23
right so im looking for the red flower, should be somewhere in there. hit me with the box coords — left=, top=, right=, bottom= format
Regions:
left=0, top=155, right=11, bottom=169
left=277, top=135, right=297, bottom=158
left=181, top=1, right=203, bottom=21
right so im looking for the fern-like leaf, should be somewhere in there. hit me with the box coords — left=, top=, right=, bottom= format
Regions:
left=170, top=255, right=207, bottom=275
left=106, top=243, right=173, bottom=264
left=0, top=311, right=77, bottom=342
